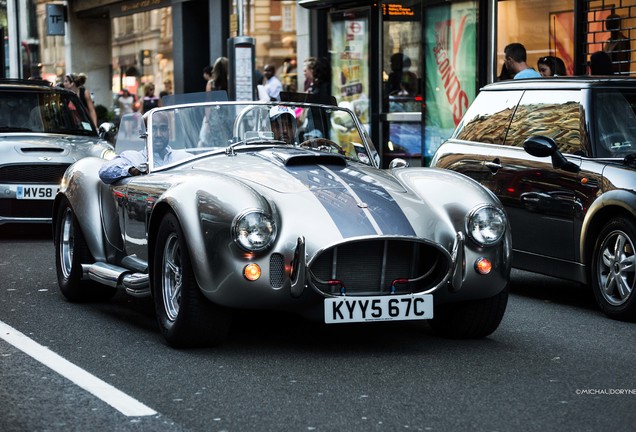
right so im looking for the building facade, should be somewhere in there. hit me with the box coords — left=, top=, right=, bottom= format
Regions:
left=302, top=0, right=636, bottom=165
left=2, top=0, right=634, bottom=165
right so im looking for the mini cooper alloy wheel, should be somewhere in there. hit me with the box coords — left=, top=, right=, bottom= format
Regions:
left=596, top=228, right=635, bottom=307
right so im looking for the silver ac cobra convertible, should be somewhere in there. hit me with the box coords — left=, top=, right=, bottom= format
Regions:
left=52, top=98, right=511, bottom=347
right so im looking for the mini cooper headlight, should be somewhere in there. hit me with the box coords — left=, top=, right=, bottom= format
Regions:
left=101, top=148, right=117, bottom=160
left=466, top=205, right=506, bottom=246
left=232, top=209, right=277, bottom=252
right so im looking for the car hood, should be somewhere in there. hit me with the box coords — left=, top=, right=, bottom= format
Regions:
left=190, top=147, right=454, bottom=241
left=0, top=133, right=110, bottom=161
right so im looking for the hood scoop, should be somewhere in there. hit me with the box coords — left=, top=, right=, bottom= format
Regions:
left=21, top=146, right=65, bottom=153
left=258, top=148, right=347, bottom=167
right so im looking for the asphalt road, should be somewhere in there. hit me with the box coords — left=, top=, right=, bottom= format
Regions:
left=1, top=225, right=635, bottom=432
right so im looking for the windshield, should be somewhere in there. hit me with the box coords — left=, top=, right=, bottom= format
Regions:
left=130, top=102, right=376, bottom=171
left=0, top=90, right=97, bottom=135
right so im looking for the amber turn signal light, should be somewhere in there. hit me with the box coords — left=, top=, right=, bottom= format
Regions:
left=243, top=263, right=261, bottom=281
left=475, top=258, right=492, bottom=275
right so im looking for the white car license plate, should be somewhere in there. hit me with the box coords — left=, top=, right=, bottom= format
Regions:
left=324, top=293, right=433, bottom=324
left=16, top=185, right=58, bottom=200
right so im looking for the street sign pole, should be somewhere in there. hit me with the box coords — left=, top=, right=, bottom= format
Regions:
left=7, top=0, right=19, bottom=78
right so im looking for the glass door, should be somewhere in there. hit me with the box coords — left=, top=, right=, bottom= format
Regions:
left=329, top=8, right=372, bottom=142
left=381, top=1, right=423, bottom=167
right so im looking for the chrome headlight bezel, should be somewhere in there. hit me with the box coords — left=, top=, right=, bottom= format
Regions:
left=232, top=209, right=277, bottom=252
left=101, top=148, right=117, bottom=160
left=465, top=204, right=507, bottom=246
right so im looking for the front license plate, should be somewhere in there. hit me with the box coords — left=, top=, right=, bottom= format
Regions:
left=324, top=294, right=433, bottom=324
left=16, top=185, right=58, bottom=200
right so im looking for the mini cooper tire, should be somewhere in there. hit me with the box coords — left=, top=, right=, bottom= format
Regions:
left=54, top=198, right=116, bottom=302
left=153, top=213, right=232, bottom=348
left=591, top=217, right=636, bottom=322
left=428, top=286, right=509, bottom=339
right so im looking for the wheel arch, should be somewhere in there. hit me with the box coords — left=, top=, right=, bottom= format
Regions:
left=147, top=176, right=275, bottom=294
left=53, top=157, right=110, bottom=262
left=581, top=190, right=636, bottom=273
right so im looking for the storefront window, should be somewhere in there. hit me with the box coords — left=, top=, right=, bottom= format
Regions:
left=382, top=1, right=423, bottom=167
left=497, top=0, right=575, bottom=76
left=1, top=4, right=7, bottom=78
left=329, top=9, right=371, bottom=135
left=585, top=0, right=635, bottom=75
left=423, top=1, right=477, bottom=163
left=232, top=1, right=297, bottom=78
left=111, top=7, right=173, bottom=104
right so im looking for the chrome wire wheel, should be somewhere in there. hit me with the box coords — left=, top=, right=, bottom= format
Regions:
left=55, top=198, right=115, bottom=302
left=597, top=229, right=635, bottom=307
left=153, top=212, right=233, bottom=347
left=161, top=232, right=183, bottom=322
left=59, top=207, right=75, bottom=280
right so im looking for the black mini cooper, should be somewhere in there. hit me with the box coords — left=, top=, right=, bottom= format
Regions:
left=431, top=77, right=636, bottom=321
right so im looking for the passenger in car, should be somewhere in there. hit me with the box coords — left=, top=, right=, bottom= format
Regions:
left=99, top=111, right=188, bottom=184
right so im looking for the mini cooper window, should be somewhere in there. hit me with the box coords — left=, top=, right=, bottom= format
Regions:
left=0, top=90, right=96, bottom=135
left=594, top=89, right=636, bottom=158
left=505, top=90, right=583, bottom=155
left=453, top=90, right=523, bottom=144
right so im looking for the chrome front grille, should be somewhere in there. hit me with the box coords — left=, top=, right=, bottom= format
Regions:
left=309, top=239, right=449, bottom=296
left=0, top=164, right=69, bottom=183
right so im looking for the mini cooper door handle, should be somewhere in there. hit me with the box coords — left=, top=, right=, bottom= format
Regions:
left=485, top=159, right=502, bottom=173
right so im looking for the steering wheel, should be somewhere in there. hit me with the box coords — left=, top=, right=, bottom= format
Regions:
left=299, top=138, right=344, bottom=155
left=602, top=132, right=630, bottom=149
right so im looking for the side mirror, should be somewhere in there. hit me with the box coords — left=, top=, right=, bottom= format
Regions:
left=523, top=135, right=557, bottom=157
left=388, top=158, right=409, bottom=169
left=523, top=135, right=580, bottom=173
left=98, top=122, right=117, bottom=144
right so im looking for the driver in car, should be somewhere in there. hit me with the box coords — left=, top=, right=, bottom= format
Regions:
left=269, top=105, right=297, bottom=145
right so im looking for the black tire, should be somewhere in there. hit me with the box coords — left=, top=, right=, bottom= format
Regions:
left=152, top=212, right=232, bottom=348
left=591, top=217, right=636, bottom=322
left=429, top=286, right=509, bottom=339
left=54, top=198, right=116, bottom=302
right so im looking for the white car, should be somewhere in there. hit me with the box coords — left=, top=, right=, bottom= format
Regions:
left=0, top=79, right=114, bottom=225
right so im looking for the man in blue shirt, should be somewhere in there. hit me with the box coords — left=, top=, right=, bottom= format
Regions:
left=504, top=43, right=541, bottom=79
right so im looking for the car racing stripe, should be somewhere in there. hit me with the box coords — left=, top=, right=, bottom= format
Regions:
left=320, top=165, right=383, bottom=235
left=286, top=164, right=416, bottom=238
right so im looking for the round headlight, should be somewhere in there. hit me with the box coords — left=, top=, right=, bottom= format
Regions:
left=232, top=209, right=277, bottom=252
left=101, top=148, right=117, bottom=160
left=466, top=205, right=506, bottom=246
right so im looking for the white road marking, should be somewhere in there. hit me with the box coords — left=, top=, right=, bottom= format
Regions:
left=0, top=320, right=157, bottom=417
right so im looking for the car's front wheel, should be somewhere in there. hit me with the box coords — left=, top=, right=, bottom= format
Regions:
left=428, top=287, right=509, bottom=338
left=54, top=198, right=116, bottom=302
left=153, top=212, right=232, bottom=348
left=591, top=217, right=636, bottom=321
